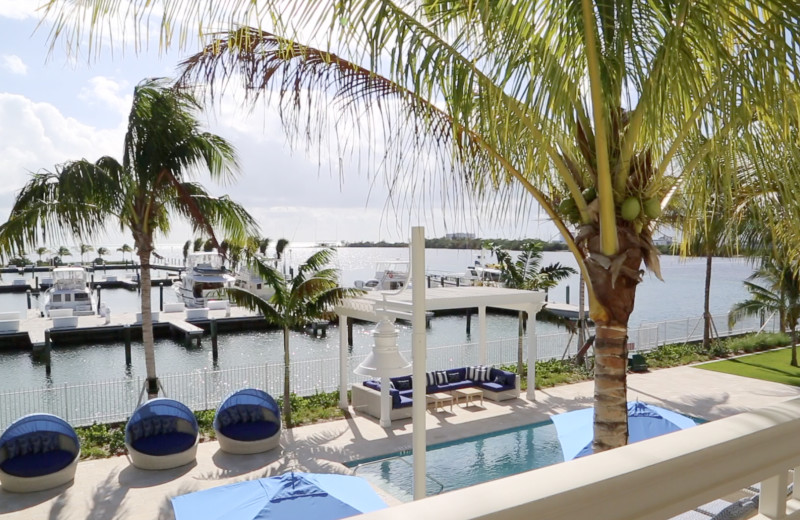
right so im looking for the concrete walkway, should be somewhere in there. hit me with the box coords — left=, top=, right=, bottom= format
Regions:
left=2, top=365, right=798, bottom=520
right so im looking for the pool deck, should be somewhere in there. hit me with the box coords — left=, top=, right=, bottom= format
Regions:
left=2, top=364, right=799, bottom=519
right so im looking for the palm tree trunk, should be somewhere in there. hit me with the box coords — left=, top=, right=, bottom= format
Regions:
left=137, top=246, right=158, bottom=398
left=283, top=325, right=292, bottom=426
left=703, top=254, right=713, bottom=350
left=791, top=328, right=798, bottom=367
left=585, top=227, right=642, bottom=453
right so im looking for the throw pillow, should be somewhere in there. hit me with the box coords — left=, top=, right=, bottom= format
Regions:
left=435, top=371, right=448, bottom=385
left=466, top=366, right=476, bottom=380
left=396, top=378, right=412, bottom=391
left=5, top=439, right=17, bottom=459
left=426, top=372, right=437, bottom=386
left=476, top=366, right=489, bottom=382
left=446, top=371, right=461, bottom=383
left=493, top=374, right=505, bottom=385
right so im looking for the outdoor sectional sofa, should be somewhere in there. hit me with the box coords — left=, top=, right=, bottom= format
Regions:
left=352, top=365, right=519, bottom=421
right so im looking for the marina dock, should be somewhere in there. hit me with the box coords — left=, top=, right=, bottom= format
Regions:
left=0, top=305, right=271, bottom=349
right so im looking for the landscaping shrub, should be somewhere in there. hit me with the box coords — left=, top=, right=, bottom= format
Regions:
left=721, top=332, right=790, bottom=354
left=76, top=422, right=126, bottom=459
left=289, top=391, right=344, bottom=427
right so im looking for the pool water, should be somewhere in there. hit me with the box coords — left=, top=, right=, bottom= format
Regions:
left=348, top=420, right=564, bottom=501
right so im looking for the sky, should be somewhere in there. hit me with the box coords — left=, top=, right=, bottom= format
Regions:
left=0, top=2, right=558, bottom=251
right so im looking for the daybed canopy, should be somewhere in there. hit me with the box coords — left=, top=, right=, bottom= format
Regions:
left=0, top=413, right=80, bottom=492
left=125, top=398, right=199, bottom=470
left=214, top=388, right=282, bottom=454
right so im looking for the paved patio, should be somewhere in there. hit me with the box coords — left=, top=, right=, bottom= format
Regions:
left=2, top=365, right=799, bottom=520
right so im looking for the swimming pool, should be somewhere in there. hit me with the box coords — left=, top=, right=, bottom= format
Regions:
left=347, top=420, right=564, bottom=501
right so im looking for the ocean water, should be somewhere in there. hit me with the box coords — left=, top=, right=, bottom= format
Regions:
left=0, top=247, right=755, bottom=390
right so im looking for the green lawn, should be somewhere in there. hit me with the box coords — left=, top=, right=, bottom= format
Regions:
left=695, top=347, right=800, bottom=386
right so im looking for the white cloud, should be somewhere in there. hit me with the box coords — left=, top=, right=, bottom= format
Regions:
left=1, top=54, right=27, bottom=75
left=0, top=1, right=38, bottom=20
left=79, top=76, right=131, bottom=115
left=0, top=92, right=124, bottom=199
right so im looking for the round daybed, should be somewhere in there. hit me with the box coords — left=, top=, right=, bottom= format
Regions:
left=214, top=388, right=281, bottom=455
left=125, top=398, right=199, bottom=470
left=0, top=413, right=80, bottom=493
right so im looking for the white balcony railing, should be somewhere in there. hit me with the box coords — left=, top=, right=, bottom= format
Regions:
left=353, top=397, right=800, bottom=520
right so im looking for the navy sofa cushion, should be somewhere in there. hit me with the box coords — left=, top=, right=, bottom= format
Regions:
left=392, top=377, right=412, bottom=390
left=220, top=421, right=280, bottom=442
left=131, top=432, right=196, bottom=456
left=397, top=395, right=413, bottom=408
left=0, top=449, right=74, bottom=478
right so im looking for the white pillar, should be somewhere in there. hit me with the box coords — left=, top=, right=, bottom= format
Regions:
left=411, top=227, right=427, bottom=500
left=380, top=376, right=391, bottom=428
left=526, top=305, right=538, bottom=400
left=478, top=305, right=487, bottom=364
left=339, top=313, right=349, bottom=410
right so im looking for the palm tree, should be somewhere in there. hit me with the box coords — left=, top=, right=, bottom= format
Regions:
left=41, top=0, right=800, bottom=454
left=0, top=78, right=257, bottom=398
left=117, top=243, right=133, bottom=264
left=485, top=240, right=577, bottom=373
left=35, top=246, right=50, bottom=265
left=96, top=246, right=110, bottom=263
left=730, top=256, right=800, bottom=366
left=79, top=243, right=94, bottom=265
left=56, top=246, right=71, bottom=265
left=226, top=248, right=363, bottom=425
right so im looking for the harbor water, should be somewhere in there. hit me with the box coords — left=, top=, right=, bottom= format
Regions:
left=0, top=246, right=755, bottom=392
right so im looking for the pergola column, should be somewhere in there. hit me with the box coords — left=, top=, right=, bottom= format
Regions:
left=339, top=313, right=349, bottom=410
left=478, top=305, right=487, bottom=364
left=526, top=304, right=538, bottom=400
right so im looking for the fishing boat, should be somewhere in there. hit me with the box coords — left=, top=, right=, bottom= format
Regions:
left=354, top=260, right=410, bottom=291
left=174, top=251, right=235, bottom=308
left=40, top=266, right=96, bottom=317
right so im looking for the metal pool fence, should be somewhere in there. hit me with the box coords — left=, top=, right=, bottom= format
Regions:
left=0, top=311, right=780, bottom=431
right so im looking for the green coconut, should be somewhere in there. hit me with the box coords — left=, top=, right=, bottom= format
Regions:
left=643, top=198, right=662, bottom=218
left=621, top=197, right=641, bottom=221
left=559, top=197, right=577, bottom=214
left=582, top=186, right=597, bottom=203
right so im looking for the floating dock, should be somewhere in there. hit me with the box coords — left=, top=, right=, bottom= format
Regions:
left=0, top=306, right=274, bottom=350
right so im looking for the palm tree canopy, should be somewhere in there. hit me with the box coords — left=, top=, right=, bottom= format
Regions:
left=0, top=78, right=258, bottom=259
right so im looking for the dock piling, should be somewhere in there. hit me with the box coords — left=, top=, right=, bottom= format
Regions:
left=124, top=325, right=132, bottom=365
left=26, top=290, right=31, bottom=309
left=211, top=318, right=218, bottom=362
left=347, top=317, right=353, bottom=347
left=466, top=310, right=472, bottom=335
left=97, top=286, right=102, bottom=309
left=159, top=283, right=164, bottom=312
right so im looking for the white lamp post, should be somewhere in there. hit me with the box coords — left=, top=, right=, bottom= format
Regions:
left=354, top=316, right=411, bottom=428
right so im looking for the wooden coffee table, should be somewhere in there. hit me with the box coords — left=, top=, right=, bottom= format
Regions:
left=453, top=387, right=484, bottom=408
left=426, top=392, right=454, bottom=413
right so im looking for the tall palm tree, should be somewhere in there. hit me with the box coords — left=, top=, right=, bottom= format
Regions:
left=35, top=246, right=50, bottom=265
left=96, top=247, right=109, bottom=261
left=730, top=256, right=800, bottom=366
left=0, top=78, right=257, bottom=398
left=117, top=243, right=133, bottom=264
left=226, top=248, right=363, bottom=425
left=79, top=243, right=94, bottom=265
left=56, top=246, right=71, bottom=265
left=41, top=0, right=800, bottom=453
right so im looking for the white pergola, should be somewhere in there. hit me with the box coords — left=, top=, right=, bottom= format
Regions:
left=334, top=286, right=547, bottom=409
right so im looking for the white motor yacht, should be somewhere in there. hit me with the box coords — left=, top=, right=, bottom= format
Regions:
left=174, top=251, right=235, bottom=308
left=40, top=266, right=96, bottom=317
left=354, top=260, right=410, bottom=291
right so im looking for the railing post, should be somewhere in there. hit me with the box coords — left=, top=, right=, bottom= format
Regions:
left=759, top=472, right=788, bottom=519
left=63, top=383, right=69, bottom=422
left=203, top=368, right=208, bottom=411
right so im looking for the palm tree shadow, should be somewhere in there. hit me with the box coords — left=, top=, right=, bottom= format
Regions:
left=0, top=480, right=74, bottom=514
left=118, top=461, right=196, bottom=489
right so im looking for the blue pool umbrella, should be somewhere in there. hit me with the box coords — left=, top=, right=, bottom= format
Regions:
left=550, top=401, right=697, bottom=461
left=171, top=472, right=387, bottom=520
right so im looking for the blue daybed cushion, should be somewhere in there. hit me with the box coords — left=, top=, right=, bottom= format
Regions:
left=131, top=432, right=197, bottom=456
left=220, top=421, right=280, bottom=442
left=0, top=449, right=75, bottom=478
